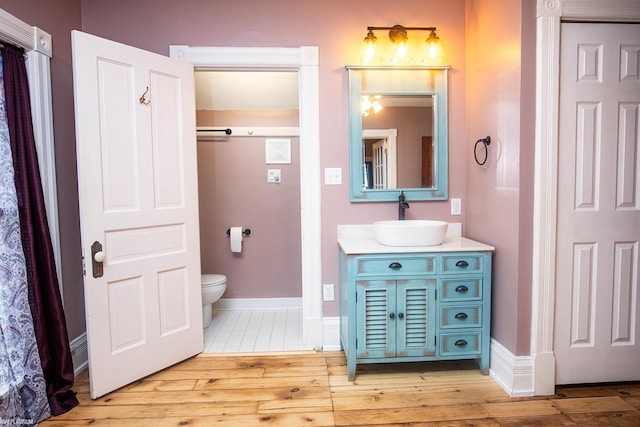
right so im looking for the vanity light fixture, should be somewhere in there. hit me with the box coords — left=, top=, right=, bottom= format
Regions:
left=363, top=25, right=440, bottom=62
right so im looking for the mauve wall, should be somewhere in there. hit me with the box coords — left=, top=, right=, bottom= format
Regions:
left=2, top=1, right=537, bottom=357
left=197, top=108, right=301, bottom=298
left=79, top=0, right=469, bottom=319
left=0, top=0, right=86, bottom=339
left=465, top=0, right=535, bottom=355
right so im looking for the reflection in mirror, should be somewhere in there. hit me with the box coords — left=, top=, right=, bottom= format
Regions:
left=362, top=95, right=434, bottom=189
left=347, top=66, right=449, bottom=202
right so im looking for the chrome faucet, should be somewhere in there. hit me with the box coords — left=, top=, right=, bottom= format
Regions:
left=398, top=191, right=409, bottom=220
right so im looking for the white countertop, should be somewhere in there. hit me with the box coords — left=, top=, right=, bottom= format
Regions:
left=337, top=224, right=495, bottom=255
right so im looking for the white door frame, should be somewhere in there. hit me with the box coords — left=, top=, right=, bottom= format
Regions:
left=170, top=46, right=323, bottom=349
left=532, top=0, right=640, bottom=395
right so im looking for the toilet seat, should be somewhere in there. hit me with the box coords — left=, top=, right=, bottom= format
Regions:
left=201, top=274, right=226, bottom=287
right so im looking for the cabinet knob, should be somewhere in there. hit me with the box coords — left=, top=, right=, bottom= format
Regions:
left=455, top=260, right=469, bottom=268
left=455, top=285, right=469, bottom=293
left=389, top=312, right=395, bottom=319
left=455, top=312, right=468, bottom=320
left=388, top=262, right=402, bottom=270
left=398, top=312, right=404, bottom=319
left=454, top=339, right=468, bottom=347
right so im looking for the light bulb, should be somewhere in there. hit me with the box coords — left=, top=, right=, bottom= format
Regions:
left=396, top=42, right=407, bottom=59
left=364, top=42, right=376, bottom=61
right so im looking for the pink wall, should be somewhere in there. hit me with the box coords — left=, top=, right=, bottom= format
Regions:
left=465, top=0, right=535, bottom=355
left=0, top=0, right=86, bottom=339
left=197, top=109, right=301, bottom=298
left=2, top=1, right=537, bottom=358
left=79, top=0, right=469, bottom=318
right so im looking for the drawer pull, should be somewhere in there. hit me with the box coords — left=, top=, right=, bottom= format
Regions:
left=455, top=260, right=469, bottom=268
left=389, top=312, right=395, bottom=319
left=455, top=285, right=469, bottom=293
left=454, top=339, right=468, bottom=347
left=454, top=312, right=468, bottom=320
left=388, top=262, right=402, bottom=270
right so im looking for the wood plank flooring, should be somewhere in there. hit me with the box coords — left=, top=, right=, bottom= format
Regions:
left=40, top=351, right=640, bottom=426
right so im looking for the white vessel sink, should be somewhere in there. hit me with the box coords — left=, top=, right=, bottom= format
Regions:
left=374, top=220, right=448, bottom=247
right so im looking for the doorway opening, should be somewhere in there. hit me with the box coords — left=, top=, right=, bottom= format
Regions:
left=170, top=45, right=324, bottom=351
left=195, top=70, right=303, bottom=352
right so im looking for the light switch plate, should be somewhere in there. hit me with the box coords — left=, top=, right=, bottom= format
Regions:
left=325, top=168, right=342, bottom=185
left=267, top=169, right=281, bottom=183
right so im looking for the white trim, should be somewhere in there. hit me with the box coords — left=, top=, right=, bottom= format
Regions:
left=532, top=0, right=640, bottom=395
left=213, top=297, right=302, bottom=311
left=70, top=332, right=88, bottom=376
left=0, top=9, right=62, bottom=298
left=170, top=46, right=323, bottom=350
left=490, top=338, right=534, bottom=397
left=322, top=316, right=341, bottom=351
left=362, top=128, right=397, bottom=189
left=0, top=8, right=51, bottom=56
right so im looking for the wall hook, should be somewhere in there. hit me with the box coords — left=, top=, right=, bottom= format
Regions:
left=474, top=136, right=491, bottom=166
left=139, top=86, right=150, bottom=105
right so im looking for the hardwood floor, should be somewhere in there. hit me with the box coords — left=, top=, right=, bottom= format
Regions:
left=40, top=351, right=640, bottom=426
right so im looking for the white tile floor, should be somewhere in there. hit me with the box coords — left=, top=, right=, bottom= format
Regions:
left=203, top=309, right=304, bottom=353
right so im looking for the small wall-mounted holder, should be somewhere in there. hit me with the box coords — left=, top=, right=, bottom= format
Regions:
left=226, top=228, right=251, bottom=236
left=474, top=136, right=491, bottom=166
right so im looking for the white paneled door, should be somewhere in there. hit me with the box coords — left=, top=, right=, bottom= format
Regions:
left=72, top=31, right=203, bottom=398
left=555, top=23, right=640, bottom=384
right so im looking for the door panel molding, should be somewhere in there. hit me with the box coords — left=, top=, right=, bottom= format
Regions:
left=533, top=0, right=640, bottom=395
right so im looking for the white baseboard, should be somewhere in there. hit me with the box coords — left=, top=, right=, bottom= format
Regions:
left=490, top=338, right=534, bottom=397
left=212, top=297, right=302, bottom=310
left=69, top=332, right=88, bottom=376
left=322, top=316, right=341, bottom=351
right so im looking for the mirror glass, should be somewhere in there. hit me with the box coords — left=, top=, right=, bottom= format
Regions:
left=347, top=66, right=449, bottom=202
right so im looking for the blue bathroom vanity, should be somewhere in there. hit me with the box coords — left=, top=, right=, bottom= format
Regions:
left=338, top=225, right=494, bottom=381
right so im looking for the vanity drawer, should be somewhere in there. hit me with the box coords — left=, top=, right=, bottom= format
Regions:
left=440, top=332, right=481, bottom=356
left=442, top=254, right=483, bottom=274
left=440, top=305, right=482, bottom=329
left=440, top=278, right=482, bottom=301
left=357, top=256, right=437, bottom=276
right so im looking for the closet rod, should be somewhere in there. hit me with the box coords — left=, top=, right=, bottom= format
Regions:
left=197, top=128, right=232, bottom=135
left=196, top=126, right=300, bottom=138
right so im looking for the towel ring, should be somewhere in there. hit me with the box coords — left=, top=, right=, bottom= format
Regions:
left=474, top=136, right=491, bottom=166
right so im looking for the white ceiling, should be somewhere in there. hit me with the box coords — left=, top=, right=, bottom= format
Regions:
left=195, top=71, right=299, bottom=111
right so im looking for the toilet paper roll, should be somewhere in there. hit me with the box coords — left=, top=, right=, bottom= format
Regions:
left=229, top=226, right=243, bottom=253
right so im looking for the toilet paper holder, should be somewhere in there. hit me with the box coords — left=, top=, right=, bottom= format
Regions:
left=226, top=228, right=251, bottom=236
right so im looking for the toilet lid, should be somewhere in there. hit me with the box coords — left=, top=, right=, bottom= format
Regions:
left=201, top=274, right=227, bottom=286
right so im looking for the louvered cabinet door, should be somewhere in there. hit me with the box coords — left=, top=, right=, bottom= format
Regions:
left=396, top=279, right=436, bottom=357
left=355, top=280, right=396, bottom=359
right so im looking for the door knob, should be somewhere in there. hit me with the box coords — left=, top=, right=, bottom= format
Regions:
left=94, top=250, right=105, bottom=263
left=91, top=241, right=105, bottom=278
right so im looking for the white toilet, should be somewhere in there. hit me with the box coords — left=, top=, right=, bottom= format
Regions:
left=201, top=274, right=227, bottom=328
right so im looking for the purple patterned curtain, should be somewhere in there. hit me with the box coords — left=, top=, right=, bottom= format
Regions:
left=1, top=44, right=78, bottom=416
left=0, top=49, right=50, bottom=424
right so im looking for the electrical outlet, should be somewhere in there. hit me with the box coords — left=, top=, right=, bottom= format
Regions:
left=323, top=283, right=335, bottom=301
left=451, top=198, right=462, bottom=215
